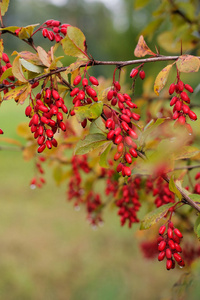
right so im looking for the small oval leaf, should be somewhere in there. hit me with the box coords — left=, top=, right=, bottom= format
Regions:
left=154, top=63, right=173, bottom=95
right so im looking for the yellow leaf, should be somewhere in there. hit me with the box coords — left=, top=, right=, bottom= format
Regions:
left=176, top=55, right=200, bottom=73
left=3, top=84, right=29, bottom=101
left=134, top=35, right=156, bottom=58
left=12, top=56, right=27, bottom=82
left=0, top=137, right=22, bottom=146
left=17, top=122, right=33, bottom=139
left=0, top=39, right=3, bottom=59
left=15, top=83, right=32, bottom=104
left=154, top=64, right=174, bottom=96
left=37, top=46, right=51, bottom=67
left=0, top=0, right=9, bottom=16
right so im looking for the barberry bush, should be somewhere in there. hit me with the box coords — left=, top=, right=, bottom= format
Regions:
left=1, top=0, right=200, bottom=289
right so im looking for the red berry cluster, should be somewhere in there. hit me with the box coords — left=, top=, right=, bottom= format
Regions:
left=140, top=239, right=159, bottom=259
left=104, top=168, right=119, bottom=197
left=182, top=243, right=200, bottom=266
left=115, top=177, right=141, bottom=227
left=25, top=86, right=68, bottom=153
left=158, top=221, right=185, bottom=270
left=152, top=177, right=175, bottom=208
left=194, top=172, right=200, bottom=194
left=30, top=156, right=46, bottom=188
left=0, top=52, right=15, bottom=94
left=68, top=155, right=90, bottom=207
left=41, top=20, right=70, bottom=42
left=69, top=74, right=99, bottom=127
left=169, top=78, right=197, bottom=132
left=106, top=81, right=140, bottom=176
left=86, top=191, right=103, bottom=226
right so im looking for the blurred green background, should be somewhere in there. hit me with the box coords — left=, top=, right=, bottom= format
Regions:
left=0, top=0, right=200, bottom=299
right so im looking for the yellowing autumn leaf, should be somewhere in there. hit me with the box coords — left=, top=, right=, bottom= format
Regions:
left=154, top=63, right=174, bottom=96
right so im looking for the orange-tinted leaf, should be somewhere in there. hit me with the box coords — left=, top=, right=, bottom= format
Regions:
left=37, top=46, right=51, bottom=67
left=0, top=137, right=22, bottom=147
left=134, top=35, right=156, bottom=58
left=176, top=55, right=200, bottom=73
left=154, top=63, right=173, bottom=96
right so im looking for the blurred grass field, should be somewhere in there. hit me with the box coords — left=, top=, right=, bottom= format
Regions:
left=0, top=101, right=183, bottom=300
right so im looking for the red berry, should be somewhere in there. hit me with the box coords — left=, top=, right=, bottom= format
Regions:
left=159, top=225, right=166, bottom=235
left=42, top=28, right=48, bottom=38
left=166, top=259, right=173, bottom=270
left=167, top=228, right=173, bottom=239
left=73, top=75, right=82, bottom=86
left=82, top=78, right=88, bottom=87
left=178, top=80, right=184, bottom=92
left=37, top=144, right=46, bottom=153
left=0, top=128, right=4, bottom=134
left=166, top=248, right=172, bottom=259
left=129, top=147, right=138, bottom=158
left=184, top=84, right=193, bottom=93
left=158, top=251, right=165, bottom=261
left=158, top=240, right=166, bottom=251
left=2, top=53, right=10, bottom=63
left=89, top=76, right=99, bottom=86
left=46, top=140, right=52, bottom=149
left=174, top=228, right=183, bottom=238
left=130, top=68, right=138, bottom=78
left=114, top=81, right=121, bottom=91
left=52, top=89, right=60, bottom=100
left=125, top=153, right=132, bottom=164
left=170, top=96, right=178, bottom=106
left=181, top=92, right=190, bottom=103
left=114, top=134, right=123, bottom=145
left=25, top=105, right=32, bottom=117
left=124, top=166, right=131, bottom=177
left=169, top=83, right=175, bottom=95
left=188, top=110, right=197, bottom=121
left=139, top=70, right=145, bottom=80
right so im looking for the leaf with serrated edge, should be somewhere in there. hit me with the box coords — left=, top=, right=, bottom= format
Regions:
left=12, top=56, right=27, bottom=82
left=140, top=203, right=175, bottom=230
left=74, top=133, right=107, bottom=155
left=134, top=35, right=156, bottom=58
left=169, top=176, right=182, bottom=200
left=99, top=142, right=112, bottom=168
left=61, top=26, right=88, bottom=59
left=154, top=64, right=173, bottom=96
left=74, top=102, right=103, bottom=123
left=176, top=55, right=200, bottom=73
left=0, top=0, right=10, bottom=16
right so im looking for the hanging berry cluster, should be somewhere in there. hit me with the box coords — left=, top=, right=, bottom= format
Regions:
left=69, top=74, right=99, bottom=127
left=30, top=156, right=46, bottom=188
left=169, top=75, right=197, bottom=132
left=194, top=172, right=200, bottom=194
left=41, top=20, right=71, bottom=43
left=158, top=221, right=185, bottom=270
left=106, top=80, right=140, bottom=177
left=115, top=177, right=141, bottom=227
left=146, top=176, right=175, bottom=208
left=25, top=82, right=68, bottom=153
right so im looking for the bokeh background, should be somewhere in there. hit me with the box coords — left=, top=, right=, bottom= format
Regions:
left=0, top=0, right=200, bottom=299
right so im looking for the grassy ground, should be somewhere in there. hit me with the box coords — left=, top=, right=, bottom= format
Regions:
left=0, top=101, right=182, bottom=300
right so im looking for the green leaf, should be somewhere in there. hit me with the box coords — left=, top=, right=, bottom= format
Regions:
left=74, top=102, right=103, bottom=123
left=74, top=133, right=107, bottom=155
left=154, top=64, right=174, bottom=95
left=61, top=26, right=88, bottom=59
left=169, top=176, right=182, bottom=200
left=194, top=215, right=200, bottom=240
left=99, top=142, right=112, bottom=168
left=0, top=0, right=9, bottom=16
left=140, top=203, right=175, bottom=230
left=190, top=194, right=200, bottom=205
left=16, top=51, right=44, bottom=65
left=134, top=0, right=150, bottom=10
left=89, top=117, right=106, bottom=135
left=19, top=58, right=44, bottom=74
left=176, top=55, right=200, bottom=73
